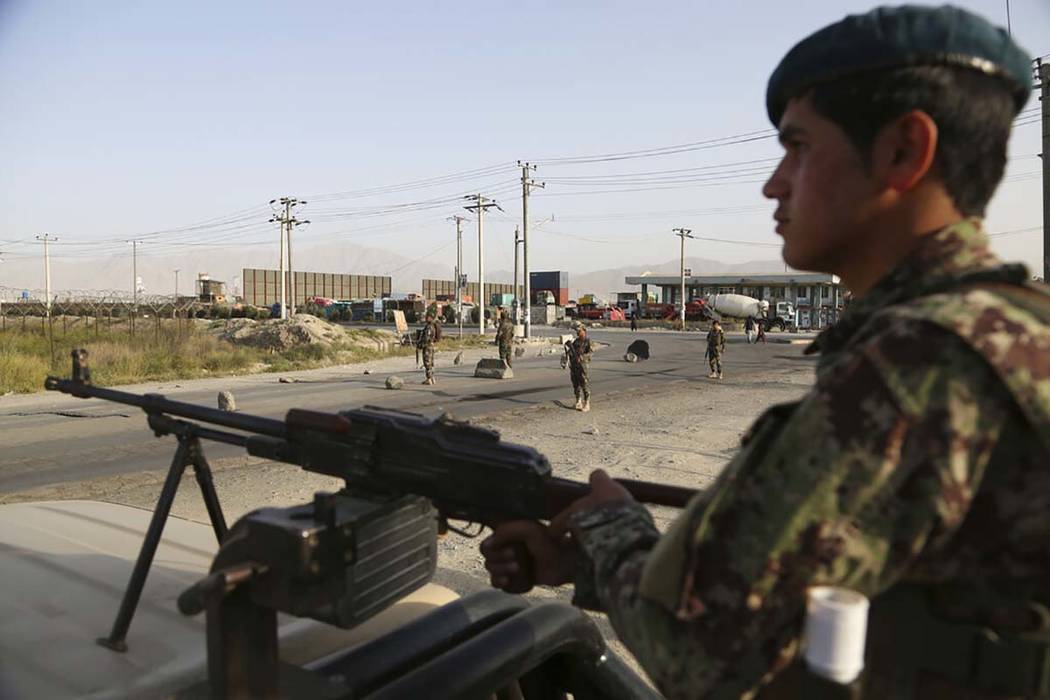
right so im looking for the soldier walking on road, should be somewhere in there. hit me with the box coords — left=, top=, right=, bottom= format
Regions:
left=496, top=311, right=515, bottom=369
left=744, top=315, right=757, bottom=343
left=706, top=320, right=725, bottom=379
left=562, top=325, right=593, bottom=412
left=417, top=311, right=439, bottom=385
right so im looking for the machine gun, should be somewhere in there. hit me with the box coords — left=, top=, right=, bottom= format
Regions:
left=45, top=349, right=694, bottom=698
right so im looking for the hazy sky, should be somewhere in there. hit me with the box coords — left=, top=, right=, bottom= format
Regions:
left=1, top=0, right=1047, bottom=290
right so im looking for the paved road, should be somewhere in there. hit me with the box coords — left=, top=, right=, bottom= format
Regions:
left=0, top=330, right=814, bottom=492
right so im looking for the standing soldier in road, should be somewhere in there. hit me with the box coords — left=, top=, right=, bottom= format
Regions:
left=417, top=311, right=439, bottom=385
left=744, top=315, right=757, bottom=343
left=496, top=310, right=515, bottom=369
left=480, top=6, right=1049, bottom=699
left=630, top=309, right=638, bottom=332
left=706, top=320, right=725, bottom=378
left=562, top=324, right=594, bottom=412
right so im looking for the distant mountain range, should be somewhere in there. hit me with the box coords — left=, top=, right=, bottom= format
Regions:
left=2, top=240, right=787, bottom=301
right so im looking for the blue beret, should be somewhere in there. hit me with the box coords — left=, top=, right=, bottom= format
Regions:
left=766, top=4, right=1033, bottom=125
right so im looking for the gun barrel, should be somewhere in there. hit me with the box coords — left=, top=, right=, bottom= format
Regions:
left=545, top=476, right=697, bottom=515
left=44, top=376, right=287, bottom=439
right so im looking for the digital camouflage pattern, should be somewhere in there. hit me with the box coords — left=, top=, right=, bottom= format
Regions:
left=707, top=326, right=726, bottom=375
left=417, top=319, right=438, bottom=380
left=568, top=220, right=1050, bottom=699
left=497, top=317, right=515, bottom=368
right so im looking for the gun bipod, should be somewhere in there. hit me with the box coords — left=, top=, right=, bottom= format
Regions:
left=97, top=416, right=230, bottom=653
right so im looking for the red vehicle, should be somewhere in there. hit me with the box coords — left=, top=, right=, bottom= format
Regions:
left=577, top=304, right=626, bottom=321
left=641, top=300, right=708, bottom=320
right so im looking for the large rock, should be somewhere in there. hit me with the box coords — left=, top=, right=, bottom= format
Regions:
left=217, top=391, right=236, bottom=411
left=474, top=358, right=513, bottom=379
left=385, top=375, right=405, bottom=390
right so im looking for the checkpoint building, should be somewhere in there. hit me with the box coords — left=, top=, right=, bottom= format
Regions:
left=623, top=272, right=847, bottom=329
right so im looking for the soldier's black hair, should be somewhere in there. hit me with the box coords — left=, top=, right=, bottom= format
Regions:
left=806, top=65, right=1015, bottom=217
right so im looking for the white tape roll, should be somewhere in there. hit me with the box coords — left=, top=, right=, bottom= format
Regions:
left=803, top=586, right=870, bottom=684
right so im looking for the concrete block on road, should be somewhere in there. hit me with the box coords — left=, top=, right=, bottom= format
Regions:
left=217, top=391, right=236, bottom=411
left=474, top=358, right=513, bottom=379
left=385, top=375, right=405, bottom=390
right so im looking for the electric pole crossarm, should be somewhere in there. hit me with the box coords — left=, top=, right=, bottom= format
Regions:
left=35, top=234, right=58, bottom=315
left=269, top=197, right=309, bottom=319
left=518, top=161, right=545, bottom=338
left=673, top=228, right=695, bottom=325
left=464, top=195, right=501, bottom=336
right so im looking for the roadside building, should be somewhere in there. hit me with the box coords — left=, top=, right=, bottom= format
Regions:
left=624, top=272, right=847, bottom=329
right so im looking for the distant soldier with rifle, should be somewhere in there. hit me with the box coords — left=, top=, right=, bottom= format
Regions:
left=481, top=6, right=1049, bottom=699
left=417, top=311, right=440, bottom=385
left=496, top=310, right=515, bottom=369
left=705, top=320, right=725, bottom=379
left=560, top=324, right=593, bottom=412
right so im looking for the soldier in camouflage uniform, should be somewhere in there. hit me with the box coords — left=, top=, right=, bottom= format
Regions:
left=564, top=325, right=593, bottom=412
left=481, top=6, right=1050, bottom=699
left=706, top=320, right=726, bottom=379
left=496, top=311, right=515, bottom=369
left=417, top=311, right=438, bottom=385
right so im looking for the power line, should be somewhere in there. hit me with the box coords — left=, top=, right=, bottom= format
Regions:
left=532, top=129, right=777, bottom=165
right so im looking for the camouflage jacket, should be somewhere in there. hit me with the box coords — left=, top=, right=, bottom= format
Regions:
left=416, top=321, right=437, bottom=349
left=568, top=219, right=1050, bottom=699
left=707, top=327, right=726, bottom=352
left=567, top=336, right=593, bottom=369
left=497, top=320, right=515, bottom=348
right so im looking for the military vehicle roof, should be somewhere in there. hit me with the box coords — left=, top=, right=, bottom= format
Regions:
left=0, top=500, right=457, bottom=699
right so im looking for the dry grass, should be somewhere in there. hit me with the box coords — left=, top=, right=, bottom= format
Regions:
left=0, top=319, right=494, bottom=394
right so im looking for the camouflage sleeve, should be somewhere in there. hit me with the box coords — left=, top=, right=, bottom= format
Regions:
left=569, top=323, right=1014, bottom=698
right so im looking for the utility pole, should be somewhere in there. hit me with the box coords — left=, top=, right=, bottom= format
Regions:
left=269, top=197, right=309, bottom=319
left=674, top=228, right=695, bottom=325
left=1039, top=59, right=1049, bottom=282
left=174, top=269, right=180, bottom=300
left=464, top=194, right=501, bottom=335
left=35, top=234, right=57, bottom=316
left=518, top=161, right=545, bottom=338
left=448, top=215, right=467, bottom=339
left=513, top=226, right=523, bottom=325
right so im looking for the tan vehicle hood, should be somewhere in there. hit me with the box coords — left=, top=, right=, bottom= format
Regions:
left=0, top=500, right=457, bottom=699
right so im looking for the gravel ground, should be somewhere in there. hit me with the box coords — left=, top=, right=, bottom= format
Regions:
left=4, top=356, right=815, bottom=686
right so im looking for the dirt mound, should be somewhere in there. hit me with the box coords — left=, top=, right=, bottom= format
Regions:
left=217, top=314, right=348, bottom=351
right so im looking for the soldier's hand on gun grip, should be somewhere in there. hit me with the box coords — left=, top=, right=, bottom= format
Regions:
left=481, top=470, right=635, bottom=593
left=481, top=521, right=576, bottom=593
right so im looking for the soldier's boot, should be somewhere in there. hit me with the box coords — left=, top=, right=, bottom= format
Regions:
left=581, top=399, right=591, bottom=413
left=573, top=396, right=583, bottom=410
left=429, top=376, right=436, bottom=385
left=708, top=371, right=717, bottom=378
left=717, top=372, right=723, bottom=379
